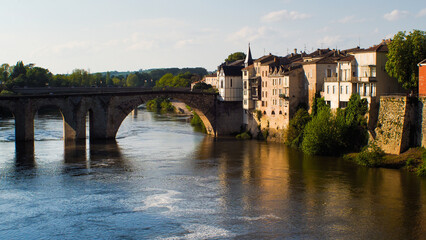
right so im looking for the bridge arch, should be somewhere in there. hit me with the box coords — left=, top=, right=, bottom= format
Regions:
left=105, top=92, right=217, bottom=139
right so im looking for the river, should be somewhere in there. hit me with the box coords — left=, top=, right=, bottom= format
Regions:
left=0, top=107, right=425, bottom=239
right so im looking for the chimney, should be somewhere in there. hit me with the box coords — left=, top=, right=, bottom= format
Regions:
left=294, top=48, right=297, bottom=54
left=319, top=49, right=322, bottom=55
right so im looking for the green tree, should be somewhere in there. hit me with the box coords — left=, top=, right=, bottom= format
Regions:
left=106, top=72, right=112, bottom=86
left=10, top=61, right=26, bottom=80
left=112, top=77, right=122, bottom=86
left=25, top=67, right=52, bottom=87
left=225, top=52, right=246, bottom=63
left=0, top=64, right=10, bottom=85
left=386, top=30, right=426, bottom=90
left=193, top=82, right=213, bottom=90
left=285, top=108, right=311, bottom=148
left=126, top=73, right=140, bottom=87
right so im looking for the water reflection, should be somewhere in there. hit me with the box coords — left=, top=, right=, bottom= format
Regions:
left=14, top=141, right=35, bottom=170
left=194, top=137, right=426, bottom=239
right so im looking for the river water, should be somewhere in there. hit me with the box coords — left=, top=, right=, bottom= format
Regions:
left=0, top=107, right=425, bottom=239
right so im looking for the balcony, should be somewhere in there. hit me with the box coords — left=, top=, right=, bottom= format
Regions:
left=279, top=93, right=289, bottom=99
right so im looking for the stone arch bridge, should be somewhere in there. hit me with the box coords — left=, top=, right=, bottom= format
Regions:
left=0, top=90, right=242, bottom=142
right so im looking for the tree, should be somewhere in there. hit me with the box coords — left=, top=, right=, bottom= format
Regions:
left=126, top=73, right=140, bottom=87
left=193, top=82, right=213, bottom=90
left=285, top=108, right=311, bottom=148
left=10, top=61, right=26, bottom=80
left=225, top=52, right=246, bottom=63
left=0, top=64, right=10, bottom=85
left=386, top=30, right=426, bottom=90
left=25, top=67, right=52, bottom=87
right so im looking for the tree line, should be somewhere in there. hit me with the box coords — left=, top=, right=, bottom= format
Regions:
left=0, top=61, right=207, bottom=91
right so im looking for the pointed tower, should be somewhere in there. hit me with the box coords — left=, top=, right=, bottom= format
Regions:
left=245, top=43, right=253, bottom=67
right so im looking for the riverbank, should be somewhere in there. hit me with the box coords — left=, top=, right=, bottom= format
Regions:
left=345, top=147, right=426, bottom=174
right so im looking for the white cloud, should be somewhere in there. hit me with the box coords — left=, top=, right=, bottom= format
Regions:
left=336, top=15, right=366, bottom=24
left=262, top=9, right=311, bottom=22
left=417, top=8, right=426, bottom=17
left=175, top=39, right=195, bottom=48
left=316, top=35, right=342, bottom=48
left=51, top=41, right=92, bottom=54
left=316, top=27, right=330, bottom=33
left=383, top=9, right=409, bottom=21
left=227, top=26, right=273, bottom=43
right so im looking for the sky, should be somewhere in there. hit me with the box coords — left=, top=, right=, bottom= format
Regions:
left=0, top=0, right=425, bottom=74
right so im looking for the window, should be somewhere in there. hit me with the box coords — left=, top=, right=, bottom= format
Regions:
left=339, top=101, right=348, bottom=108
left=279, top=78, right=282, bottom=85
left=340, top=86, right=343, bottom=94
left=221, top=81, right=223, bottom=88
left=327, top=69, right=332, bottom=77
left=332, top=86, right=335, bottom=94
left=244, top=71, right=247, bottom=76
left=346, top=86, right=348, bottom=94
left=271, top=111, right=275, bottom=115
left=371, top=66, right=376, bottom=77
left=327, top=85, right=329, bottom=94
left=244, top=100, right=247, bottom=105
left=230, top=79, right=233, bottom=87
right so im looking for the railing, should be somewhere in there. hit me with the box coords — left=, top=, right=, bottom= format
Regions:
left=324, top=77, right=377, bottom=83
left=279, top=93, right=289, bottom=99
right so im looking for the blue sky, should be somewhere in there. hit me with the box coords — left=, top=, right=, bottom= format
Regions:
left=0, top=0, right=425, bottom=73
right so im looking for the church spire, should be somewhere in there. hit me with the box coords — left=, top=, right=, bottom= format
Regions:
left=245, top=43, right=253, bottom=67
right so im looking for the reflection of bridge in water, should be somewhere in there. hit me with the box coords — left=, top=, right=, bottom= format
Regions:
left=0, top=88, right=242, bottom=142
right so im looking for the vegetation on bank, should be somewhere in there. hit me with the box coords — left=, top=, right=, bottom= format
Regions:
left=185, top=105, right=206, bottom=133
left=0, top=61, right=207, bottom=89
left=285, top=93, right=369, bottom=156
left=146, top=97, right=175, bottom=113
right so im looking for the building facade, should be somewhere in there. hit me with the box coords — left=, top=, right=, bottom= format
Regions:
left=418, top=59, right=426, bottom=96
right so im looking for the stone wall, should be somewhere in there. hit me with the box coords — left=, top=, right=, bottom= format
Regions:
left=374, top=96, right=417, bottom=154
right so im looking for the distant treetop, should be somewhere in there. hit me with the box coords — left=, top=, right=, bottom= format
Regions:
left=225, top=52, right=246, bottom=63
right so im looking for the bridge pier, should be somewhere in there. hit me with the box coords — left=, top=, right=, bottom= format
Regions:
left=14, top=100, right=35, bottom=142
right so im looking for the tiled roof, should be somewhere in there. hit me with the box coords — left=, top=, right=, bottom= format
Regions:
left=220, top=65, right=243, bottom=76
left=242, top=65, right=254, bottom=70
left=352, top=41, right=389, bottom=53
left=338, top=55, right=355, bottom=62
left=418, top=59, right=426, bottom=65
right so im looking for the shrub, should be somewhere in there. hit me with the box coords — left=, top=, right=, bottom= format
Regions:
left=160, top=99, right=175, bottom=113
left=302, top=107, right=344, bottom=155
left=0, top=90, right=14, bottom=96
left=255, top=110, right=262, bottom=121
left=354, top=144, right=385, bottom=167
left=190, top=112, right=206, bottom=133
left=285, top=108, right=310, bottom=148
left=236, top=131, right=251, bottom=140
left=146, top=97, right=175, bottom=113
left=417, top=162, right=426, bottom=177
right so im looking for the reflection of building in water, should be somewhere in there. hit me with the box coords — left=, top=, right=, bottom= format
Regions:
left=196, top=138, right=426, bottom=238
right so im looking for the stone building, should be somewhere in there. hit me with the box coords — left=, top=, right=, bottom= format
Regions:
left=322, top=41, right=405, bottom=110
left=217, top=60, right=244, bottom=101
left=301, top=49, right=344, bottom=111
left=204, top=73, right=219, bottom=89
